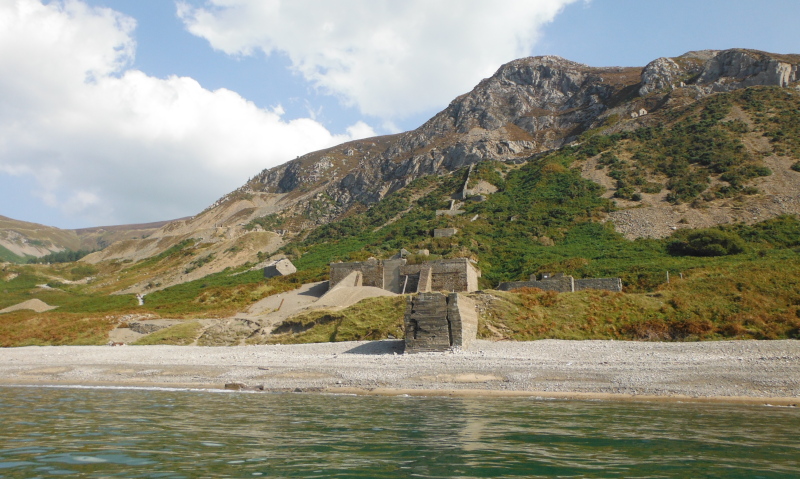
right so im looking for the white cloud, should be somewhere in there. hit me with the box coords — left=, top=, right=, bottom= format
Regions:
left=0, top=0, right=374, bottom=227
left=178, top=0, right=578, bottom=119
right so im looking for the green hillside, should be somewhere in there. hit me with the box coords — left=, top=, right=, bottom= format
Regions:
left=0, top=244, right=25, bottom=263
left=1, top=87, right=800, bottom=345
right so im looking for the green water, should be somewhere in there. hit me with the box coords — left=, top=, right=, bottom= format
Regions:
left=0, top=386, right=798, bottom=478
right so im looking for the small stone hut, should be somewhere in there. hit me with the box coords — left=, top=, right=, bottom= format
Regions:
left=263, top=258, right=297, bottom=278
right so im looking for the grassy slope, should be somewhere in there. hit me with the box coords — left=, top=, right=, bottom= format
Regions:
left=0, top=244, right=26, bottom=263
left=260, top=296, right=407, bottom=345
left=1, top=87, right=799, bottom=345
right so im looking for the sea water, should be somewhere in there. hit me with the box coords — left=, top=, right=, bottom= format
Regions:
left=0, top=386, right=798, bottom=478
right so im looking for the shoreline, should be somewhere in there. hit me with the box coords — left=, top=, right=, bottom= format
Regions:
left=1, top=339, right=798, bottom=406
left=2, top=382, right=798, bottom=407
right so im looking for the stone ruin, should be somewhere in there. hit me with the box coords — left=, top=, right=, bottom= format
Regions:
left=329, top=257, right=480, bottom=294
left=496, top=273, right=622, bottom=293
left=327, top=256, right=482, bottom=353
left=404, top=292, right=478, bottom=353
left=433, top=228, right=458, bottom=238
left=263, top=258, right=297, bottom=278
left=436, top=199, right=465, bottom=217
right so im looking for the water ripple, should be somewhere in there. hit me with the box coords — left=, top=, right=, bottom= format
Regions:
left=0, top=386, right=797, bottom=478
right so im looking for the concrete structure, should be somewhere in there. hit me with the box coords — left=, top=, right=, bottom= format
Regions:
left=401, top=258, right=480, bottom=293
left=459, top=164, right=474, bottom=200
left=497, top=274, right=622, bottom=293
left=433, top=228, right=458, bottom=238
left=329, top=257, right=480, bottom=294
left=263, top=258, right=297, bottom=278
left=331, top=270, right=362, bottom=288
left=404, top=292, right=478, bottom=353
left=436, top=199, right=465, bottom=217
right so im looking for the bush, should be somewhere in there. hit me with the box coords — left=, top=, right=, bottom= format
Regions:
left=667, top=228, right=746, bottom=256
left=791, top=162, right=800, bottom=172
left=28, top=249, right=94, bottom=264
left=70, top=265, right=97, bottom=279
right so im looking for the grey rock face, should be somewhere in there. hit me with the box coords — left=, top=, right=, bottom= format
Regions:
left=240, top=49, right=800, bottom=231
left=639, top=57, right=683, bottom=96
left=696, top=49, right=799, bottom=92
left=250, top=56, right=637, bottom=217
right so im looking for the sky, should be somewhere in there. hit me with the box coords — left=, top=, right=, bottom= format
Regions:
left=1, top=0, right=799, bottom=229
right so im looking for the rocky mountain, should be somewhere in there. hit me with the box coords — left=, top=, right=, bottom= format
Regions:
left=237, top=48, right=799, bottom=229
left=14, top=48, right=798, bottom=293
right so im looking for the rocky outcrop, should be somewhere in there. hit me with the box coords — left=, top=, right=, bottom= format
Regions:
left=639, top=57, right=683, bottom=96
left=695, top=49, right=800, bottom=92
left=639, top=50, right=718, bottom=96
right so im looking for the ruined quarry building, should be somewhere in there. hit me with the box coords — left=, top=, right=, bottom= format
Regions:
left=329, top=257, right=480, bottom=294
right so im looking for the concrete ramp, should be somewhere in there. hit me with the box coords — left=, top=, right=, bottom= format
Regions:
left=329, top=270, right=362, bottom=290
left=315, top=285, right=396, bottom=311
left=237, top=280, right=396, bottom=339
left=245, top=281, right=328, bottom=320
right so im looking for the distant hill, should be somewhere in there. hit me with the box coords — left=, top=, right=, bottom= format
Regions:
left=0, top=215, right=185, bottom=262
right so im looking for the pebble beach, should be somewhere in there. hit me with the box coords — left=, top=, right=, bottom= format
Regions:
left=1, top=339, right=798, bottom=405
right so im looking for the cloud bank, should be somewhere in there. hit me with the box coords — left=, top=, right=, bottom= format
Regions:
left=178, top=0, right=578, bottom=119
left=0, top=0, right=373, bottom=227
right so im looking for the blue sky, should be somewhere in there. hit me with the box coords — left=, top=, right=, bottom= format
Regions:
left=1, top=0, right=799, bottom=229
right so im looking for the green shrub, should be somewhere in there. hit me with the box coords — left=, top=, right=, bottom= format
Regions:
left=667, top=229, right=746, bottom=256
left=791, top=162, right=800, bottom=172
left=70, top=265, right=97, bottom=280
left=28, top=249, right=94, bottom=264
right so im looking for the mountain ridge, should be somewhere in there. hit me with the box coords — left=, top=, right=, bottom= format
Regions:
left=240, top=48, right=799, bottom=228
left=3, top=48, right=799, bottom=295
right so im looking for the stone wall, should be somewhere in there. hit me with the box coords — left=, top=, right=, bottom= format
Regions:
left=330, top=270, right=362, bottom=289
left=330, top=262, right=360, bottom=289
left=404, top=292, right=478, bottom=353
left=329, top=259, right=384, bottom=290
left=497, top=275, right=622, bottom=293
left=400, top=258, right=480, bottom=293
left=574, top=278, right=622, bottom=292
left=382, top=259, right=405, bottom=294
left=433, top=228, right=458, bottom=237
left=497, top=276, right=574, bottom=292
left=447, top=293, right=478, bottom=350
left=361, top=259, right=384, bottom=289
